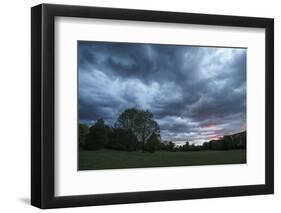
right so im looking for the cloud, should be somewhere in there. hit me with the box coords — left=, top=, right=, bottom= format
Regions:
left=78, top=41, right=246, bottom=144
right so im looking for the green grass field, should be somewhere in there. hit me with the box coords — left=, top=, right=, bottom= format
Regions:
left=78, top=149, right=246, bottom=170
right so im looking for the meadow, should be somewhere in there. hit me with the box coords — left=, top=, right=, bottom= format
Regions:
left=78, top=149, right=246, bottom=170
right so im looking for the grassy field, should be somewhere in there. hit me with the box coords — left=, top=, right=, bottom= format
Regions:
left=78, top=149, right=246, bottom=170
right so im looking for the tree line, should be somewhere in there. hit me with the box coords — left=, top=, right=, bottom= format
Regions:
left=79, top=108, right=162, bottom=152
left=172, top=131, right=246, bottom=152
left=79, top=108, right=246, bottom=153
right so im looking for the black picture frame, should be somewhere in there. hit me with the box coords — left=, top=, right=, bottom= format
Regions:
left=31, top=3, right=274, bottom=209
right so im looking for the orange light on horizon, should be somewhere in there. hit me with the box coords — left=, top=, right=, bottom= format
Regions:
left=207, top=135, right=223, bottom=141
left=202, top=123, right=216, bottom=128
left=208, top=136, right=219, bottom=141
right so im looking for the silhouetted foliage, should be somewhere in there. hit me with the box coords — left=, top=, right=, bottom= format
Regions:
left=107, top=128, right=138, bottom=151
left=164, top=141, right=175, bottom=152
left=79, top=108, right=246, bottom=153
left=84, top=119, right=109, bottom=150
left=144, top=132, right=161, bottom=153
left=115, top=108, right=160, bottom=152
left=193, top=131, right=246, bottom=151
left=189, top=144, right=201, bottom=151
left=202, top=142, right=209, bottom=150
left=183, top=141, right=190, bottom=151
left=78, top=124, right=89, bottom=149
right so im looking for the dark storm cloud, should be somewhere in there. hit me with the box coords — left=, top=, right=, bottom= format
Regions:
left=78, top=41, right=246, bottom=144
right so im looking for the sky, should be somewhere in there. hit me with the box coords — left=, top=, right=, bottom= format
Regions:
left=78, top=41, right=246, bottom=145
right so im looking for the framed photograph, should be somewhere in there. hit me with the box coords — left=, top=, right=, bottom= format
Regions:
left=31, top=4, right=274, bottom=209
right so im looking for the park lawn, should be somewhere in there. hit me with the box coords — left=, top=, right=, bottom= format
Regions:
left=78, top=149, right=246, bottom=170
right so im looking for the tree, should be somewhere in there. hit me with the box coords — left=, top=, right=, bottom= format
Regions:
left=233, top=131, right=246, bottom=149
left=115, top=108, right=160, bottom=152
left=166, top=141, right=175, bottom=151
left=84, top=119, right=109, bottom=150
left=94, top=118, right=109, bottom=129
left=78, top=123, right=89, bottom=149
left=107, top=128, right=138, bottom=151
left=144, top=132, right=161, bottom=153
left=239, top=131, right=246, bottom=149
left=178, top=145, right=184, bottom=152
left=183, top=141, right=190, bottom=151
left=221, top=135, right=235, bottom=150
left=202, top=142, right=209, bottom=150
